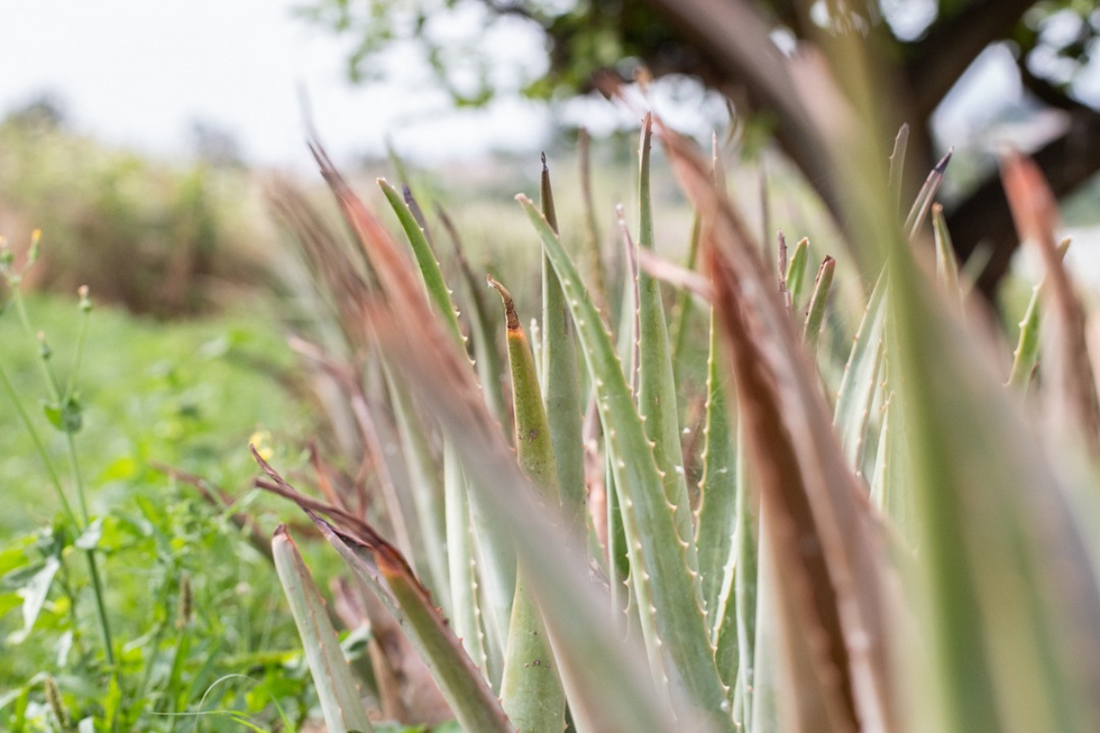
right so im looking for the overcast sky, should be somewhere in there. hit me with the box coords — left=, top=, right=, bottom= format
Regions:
left=0, top=0, right=567, bottom=168
left=0, top=0, right=1051, bottom=171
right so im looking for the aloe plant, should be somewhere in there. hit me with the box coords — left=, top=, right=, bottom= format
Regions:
left=262, top=84, right=1100, bottom=733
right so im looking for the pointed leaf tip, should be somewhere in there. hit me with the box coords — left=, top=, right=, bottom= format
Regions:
left=487, top=275, right=520, bottom=331
left=934, top=147, right=954, bottom=174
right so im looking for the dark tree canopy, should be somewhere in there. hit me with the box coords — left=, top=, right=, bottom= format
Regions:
left=306, top=0, right=1100, bottom=297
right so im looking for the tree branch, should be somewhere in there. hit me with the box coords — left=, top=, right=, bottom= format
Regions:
left=476, top=0, right=536, bottom=21
left=1018, top=60, right=1088, bottom=113
left=905, top=0, right=1034, bottom=118
left=639, top=0, right=843, bottom=225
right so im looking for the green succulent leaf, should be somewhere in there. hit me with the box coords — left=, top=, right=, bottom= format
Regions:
left=272, top=526, right=375, bottom=733
left=518, top=193, right=733, bottom=732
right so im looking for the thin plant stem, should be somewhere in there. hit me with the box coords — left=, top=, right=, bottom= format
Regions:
left=84, top=530, right=115, bottom=665
left=12, top=289, right=63, bottom=402
left=0, top=360, right=77, bottom=525
left=4, top=285, right=115, bottom=665
left=66, top=290, right=91, bottom=400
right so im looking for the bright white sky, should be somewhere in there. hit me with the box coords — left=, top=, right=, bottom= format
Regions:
left=0, top=0, right=1052, bottom=171
left=0, top=0, right=562, bottom=168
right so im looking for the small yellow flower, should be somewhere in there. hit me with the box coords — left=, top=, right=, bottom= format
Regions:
left=249, top=430, right=274, bottom=461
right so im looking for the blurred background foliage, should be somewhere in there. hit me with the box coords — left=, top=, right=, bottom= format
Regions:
left=0, top=98, right=266, bottom=317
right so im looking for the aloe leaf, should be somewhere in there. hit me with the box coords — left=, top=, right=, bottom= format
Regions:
left=887, top=251, right=1100, bottom=733
left=903, top=148, right=952, bottom=241
left=436, top=204, right=508, bottom=424
left=1007, top=283, right=1042, bottom=392
left=730, top=428, right=758, bottom=728
left=377, top=178, right=463, bottom=342
left=518, top=194, right=733, bottom=732
left=618, top=204, right=642, bottom=395
left=384, top=367, right=451, bottom=611
left=636, top=114, right=695, bottom=557
left=695, top=311, right=737, bottom=639
left=489, top=276, right=568, bottom=733
left=807, top=79, right=1100, bottom=731
left=887, top=123, right=909, bottom=215
left=272, top=526, right=374, bottom=733
left=662, top=124, right=897, bottom=733
left=444, top=445, right=492, bottom=680
left=370, top=304, right=683, bottom=733
left=376, top=172, right=514, bottom=666
left=540, top=155, right=587, bottom=539
left=931, top=204, right=961, bottom=301
left=747, top=512, right=778, bottom=733
left=833, top=273, right=887, bottom=473
left=1006, top=238, right=1070, bottom=392
left=671, top=217, right=701, bottom=387
left=1001, top=151, right=1100, bottom=452
left=577, top=127, right=609, bottom=311
left=870, top=330, right=914, bottom=543
left=308, top=143, right=679, bottom=733
left=785, top=237, right=810, bottom=311
left=261, top=462, right=514, bottom=733
left=803, top=256, right=836, bottom=354
left=328, top=516, right=512, bottom=733
left=605, top=453, right=630, bottom=622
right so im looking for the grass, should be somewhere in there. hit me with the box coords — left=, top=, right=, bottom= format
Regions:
left=0, top=286, right=330, bottom=731
left=0, top=294, right=304, bottom=532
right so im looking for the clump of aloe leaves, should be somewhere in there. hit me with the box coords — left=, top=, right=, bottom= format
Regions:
left=258, top=92, right=1100, bottom=733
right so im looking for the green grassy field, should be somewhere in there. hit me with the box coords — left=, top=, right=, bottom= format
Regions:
left=0, top=291, right=335, bottom=730
left=0, top=294, right=305, bottom=530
